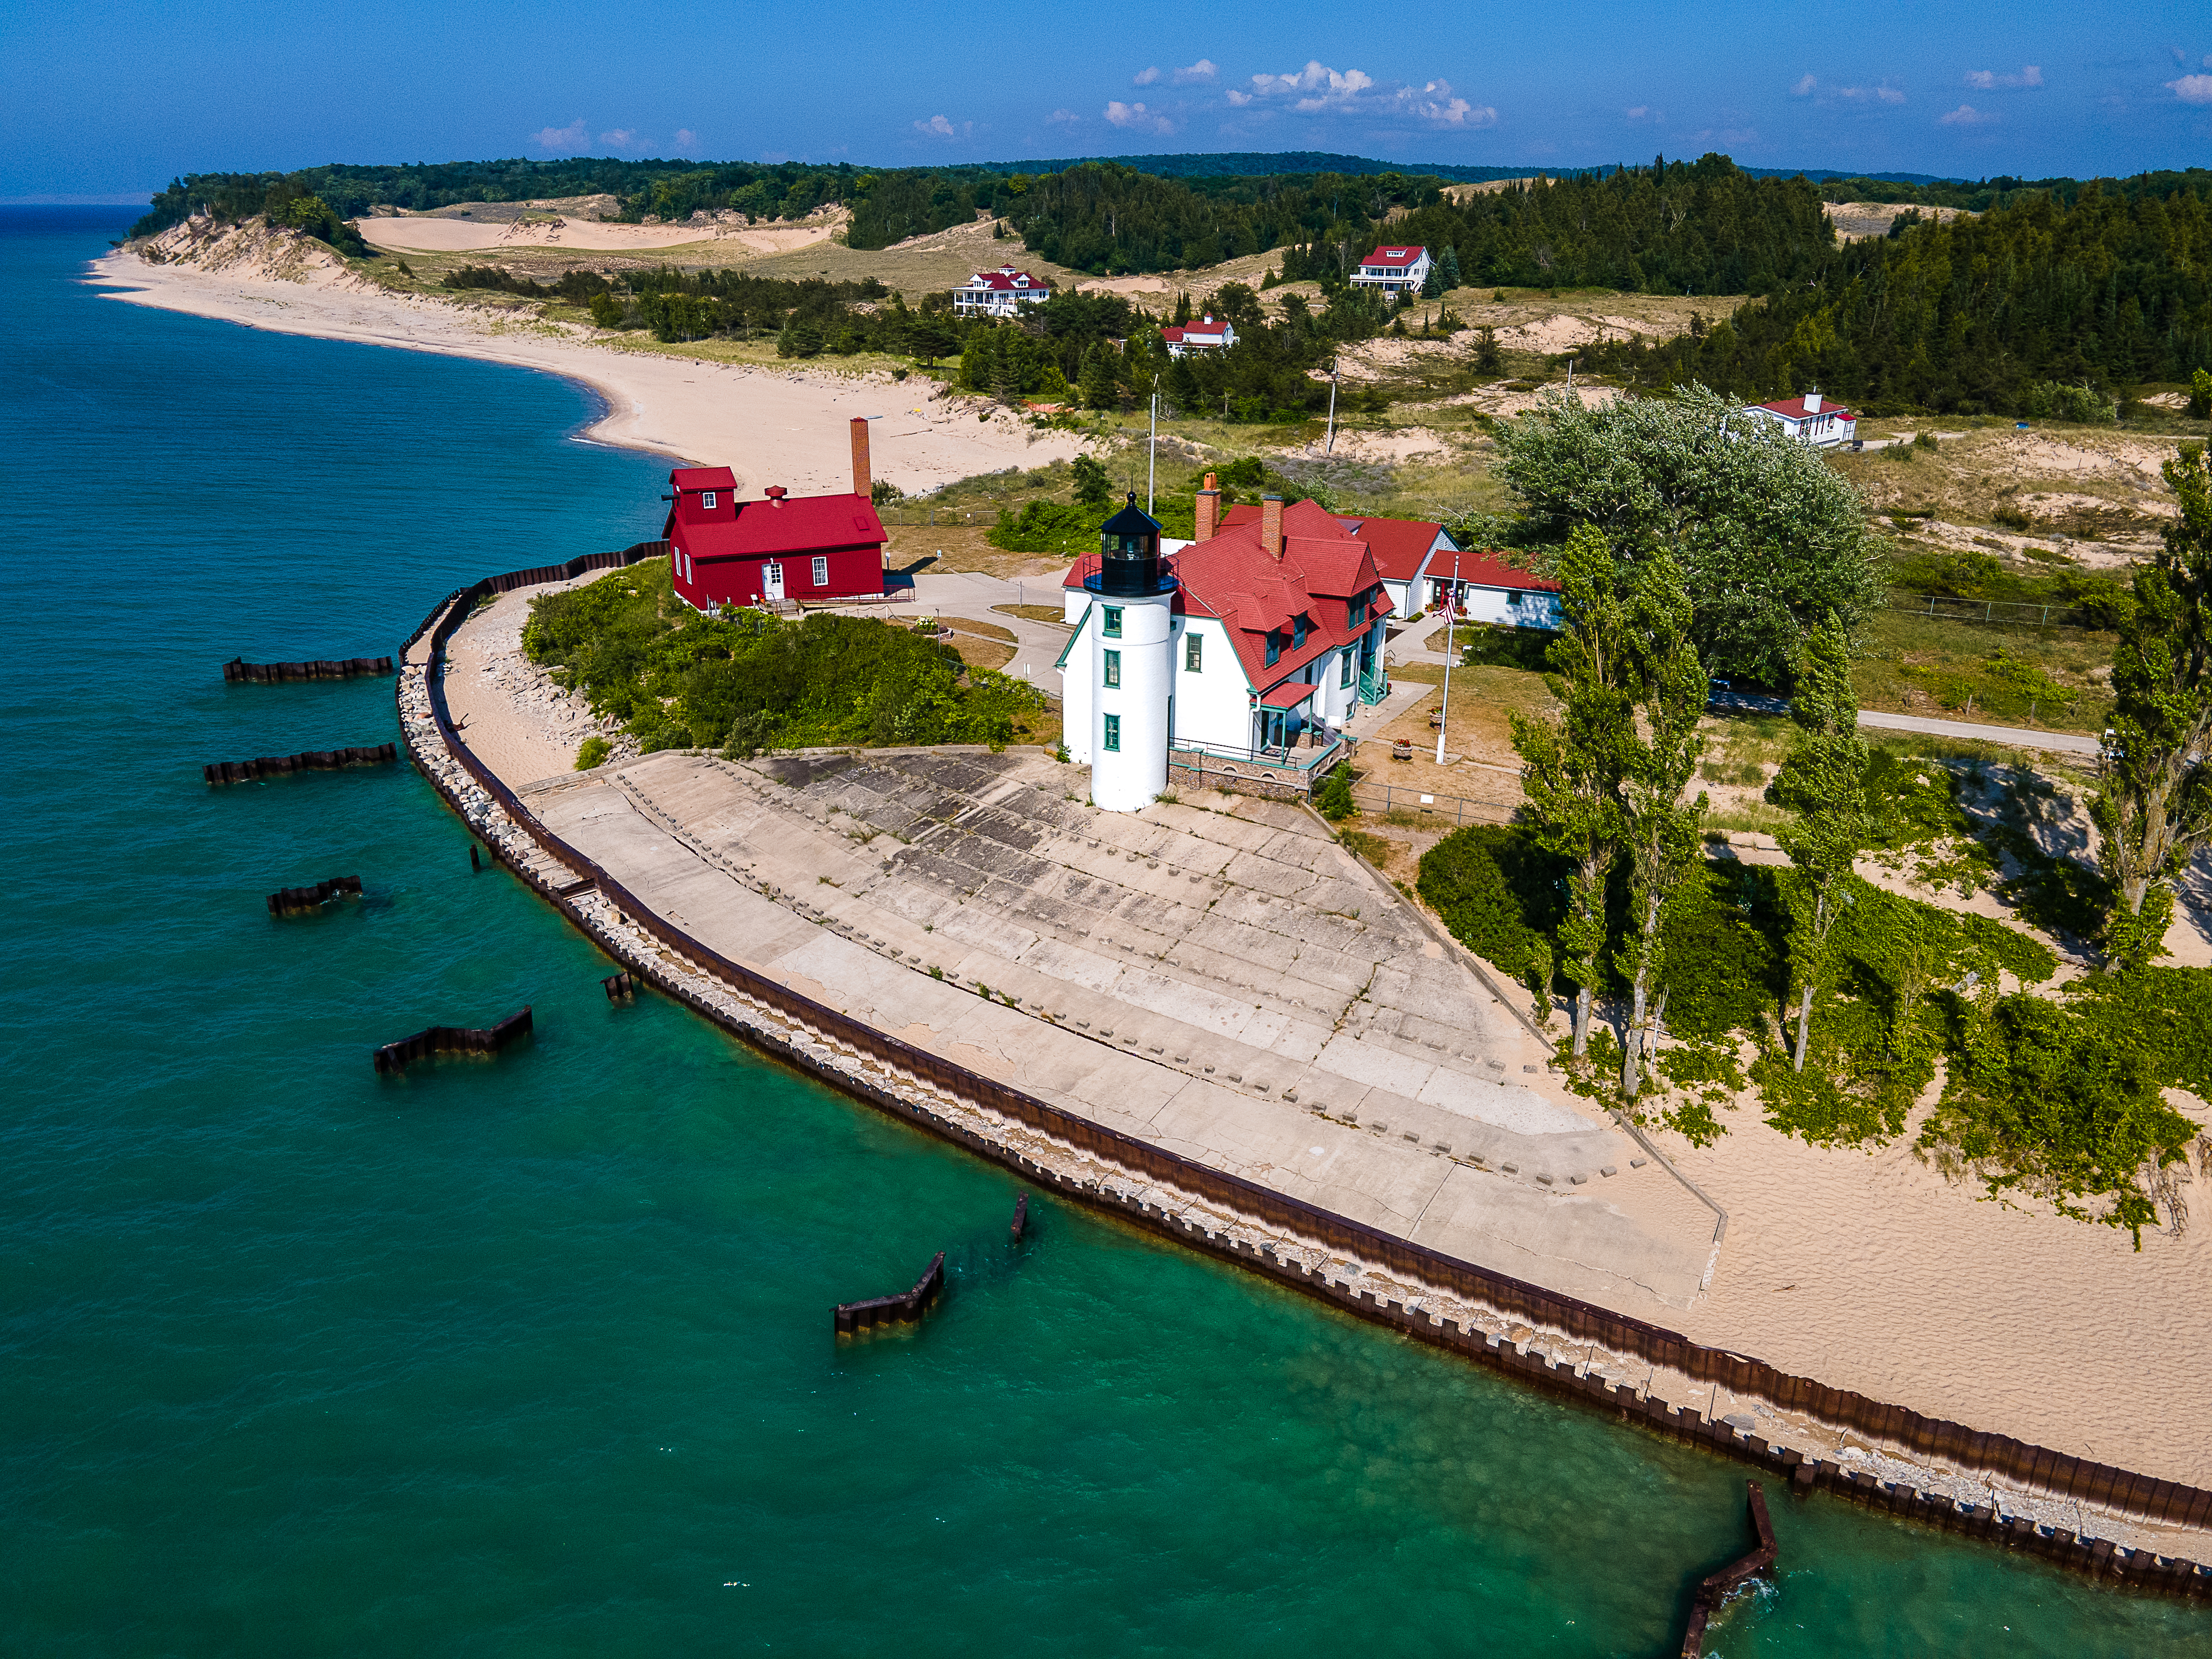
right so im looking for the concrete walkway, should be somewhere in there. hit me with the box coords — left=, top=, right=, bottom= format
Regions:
left=1856, top=707, right=2101, bottom=757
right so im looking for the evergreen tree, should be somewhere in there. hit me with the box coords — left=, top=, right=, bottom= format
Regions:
left=958, top=329, right=993, bottom=393
left=909, top=317, right=954, bottom=367
left=1771, top=611, right=1872, bottom=1072
left=1614, top=551, right=1709, bottom=1097
left=2093, top=443, right=2212, bottom=969
left=1079, top=342, right=1119, bottom=410
left=1172, top=290, right=1192, bottom=326
left=1421, top=260, right=1444, bottom=299
left=1071, top=453, right=1113, bottom=505
left=1473, top=326, right=1502, bottom=375
left=1438, top=244, right=1462, bottom=290
left=1510, top=524, right=1636, bottom=1057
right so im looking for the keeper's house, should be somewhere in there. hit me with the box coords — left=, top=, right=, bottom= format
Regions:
left=1740, top=390, right=1858, bottom=448
left=1349, top=244, right=1431, bottom=294
left=1058, top=480, right=1394, bottom=810
left=1161, top=315, right=1237, bottom=357
left=662, top=419, right=888, bottom=611
left=1218, top=505, right=1452, bottom=620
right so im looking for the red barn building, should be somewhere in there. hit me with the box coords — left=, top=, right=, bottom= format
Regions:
left=663, top=418, right=889, bottom=610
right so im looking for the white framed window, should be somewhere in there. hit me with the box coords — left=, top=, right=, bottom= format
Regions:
left=1185, top=633, right=1202, bottom=672
left=702, top=492, right=717, bottom=509
left=811, top=555, right=829, bottom=588
left=1103, top=649, right=1120, bottom=688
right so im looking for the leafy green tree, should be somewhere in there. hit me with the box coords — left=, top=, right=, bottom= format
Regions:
left=2093, top=444, right=2212, bottom=969
left=1071, top=454, right=1113, bottom=505
left=1771, top=610, right=1873, bottom=1072
left=2189, top=368, right=2212, bottom=420
left=588, top=291, right=624, bottom=329
left=1510, top=524, right=1636, bottom=1056
left=1614, top=551, right=1710, bottom=1097
left=1493, top=383, right=1884, bottom=685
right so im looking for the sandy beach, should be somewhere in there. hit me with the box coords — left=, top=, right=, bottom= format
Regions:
left=88, top=220, right=1084, bottom=495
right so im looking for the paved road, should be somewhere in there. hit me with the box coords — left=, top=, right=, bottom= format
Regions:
left=1855, top=707, right=2100, bottom=756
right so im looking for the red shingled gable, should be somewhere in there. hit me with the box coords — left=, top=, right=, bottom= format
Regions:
left=1221, top=505, right=1446, bottom=585
left=664, top=487, right=886, bottom=560
left=1754, top=396, right=1855, bottom=421
left=1064, top=497, right=1394, bottom=691
left=965, top=268, right=1044, bottom=291
left=1363, top=244, right=1425, bottom=265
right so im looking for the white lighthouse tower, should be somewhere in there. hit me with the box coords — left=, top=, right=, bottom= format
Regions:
left=1086, top=494, right=1175, bottom=812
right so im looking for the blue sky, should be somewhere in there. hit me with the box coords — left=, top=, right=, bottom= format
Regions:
left=4, top=0, right=2210, bottom=199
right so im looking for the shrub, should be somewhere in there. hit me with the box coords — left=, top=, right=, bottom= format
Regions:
left=1416, top=825, right=1569, bottom=979
left=988, top=499, right=1104, bottom=554
left=575, top=735, right=611, bottom=770
left=1315, top=763, right=1355, bottom=821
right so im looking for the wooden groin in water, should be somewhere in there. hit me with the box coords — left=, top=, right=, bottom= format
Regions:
left=1010, top=1193, right=1029, bottom=1241
left=224, top=655, right=393, bottom=683
left=1680, top=1482, right=1777, bottom=1656
left=372, top=1006, right=533, bottom=1074
left=834, top=1251, right=945, bottom=1335
left=267, top=875, right=362, bottom=915
left=204, top=744, right=396, bottom=784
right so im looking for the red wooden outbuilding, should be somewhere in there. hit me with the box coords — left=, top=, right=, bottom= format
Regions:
left=662, top=418, right=889, bottom=610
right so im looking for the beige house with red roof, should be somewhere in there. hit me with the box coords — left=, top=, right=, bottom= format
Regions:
left=1058, top=479, right=1395, bottom=805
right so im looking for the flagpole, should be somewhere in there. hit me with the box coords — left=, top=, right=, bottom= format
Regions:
left=1147, top=392, right=1157, bottom=514
left=1436, top=545, right=1462, bottom=765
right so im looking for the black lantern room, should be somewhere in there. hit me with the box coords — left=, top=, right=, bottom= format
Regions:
left=1097, top=493, right=1170, bottom=596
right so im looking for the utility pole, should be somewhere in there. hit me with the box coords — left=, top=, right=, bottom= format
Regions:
left=1324, top=358, right=1339, bottom=456
left=1147, top=392, right=1157, bottom=514
left=1435, top=544, right=1462, bottom=765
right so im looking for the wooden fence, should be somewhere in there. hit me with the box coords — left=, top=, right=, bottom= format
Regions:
left=397, top=567, right=2212, bottom=1568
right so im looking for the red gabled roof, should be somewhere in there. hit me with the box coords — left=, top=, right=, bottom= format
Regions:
left=1063, top=497, right=1395, bottom=692
left=1161, top=316, right=1231, bottom=346
left=1752, top=396, right=1855, bottom=421
left=1220, top=507, right=1448, bottom=585
left=1362, top=245, right=1426, bottom=265
left=671, top=466, right=738, bottom=491
left=665, top=489, right=886, bottom=560
left=964, top=267, right=1044, bottom=291
left=1445, top=550, right=1559, bottom=593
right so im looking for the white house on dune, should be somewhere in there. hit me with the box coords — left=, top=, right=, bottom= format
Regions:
left=952, top=265, right=1050, bottom=318
left=1350, top=244, right=1431, bottom=295
left=1740, top=390, right=1858, bottom=448
left=1059, top=483, right=1394, bottom=811
left=1160, top=315, right=1237, bottom=357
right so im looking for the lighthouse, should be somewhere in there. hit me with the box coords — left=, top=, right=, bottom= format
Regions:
left=1086, top=493, right=1174, bottom=812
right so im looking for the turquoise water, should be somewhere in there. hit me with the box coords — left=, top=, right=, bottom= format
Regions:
left=2, top=207, right=2204, bottom=1657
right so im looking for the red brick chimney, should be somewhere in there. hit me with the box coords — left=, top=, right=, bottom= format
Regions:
left=849, top=417, right=872, bottom=499
left=1194, top=473, right=1221, bottom=542
left=765, top=486, right=788, bottom=507
left=1260, top=492, right=1284, bottom=559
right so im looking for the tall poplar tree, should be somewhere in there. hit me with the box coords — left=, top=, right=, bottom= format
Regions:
left=1615, top=551, right=1710, bottom=1097
left=1511, top=524, right=1634, bottom=1056
left=2093, top=442, right=2212, bottom=969
left=1771, top=610, right=1872, bottom=1072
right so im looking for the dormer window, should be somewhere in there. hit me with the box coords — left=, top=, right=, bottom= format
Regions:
left=1291, top=614, right=1309, bottom=650
left=1264, top=632, right=1281, bottom=667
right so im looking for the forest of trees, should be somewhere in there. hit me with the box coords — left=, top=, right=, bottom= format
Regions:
left=1581, top=179, right=2212, bottom=412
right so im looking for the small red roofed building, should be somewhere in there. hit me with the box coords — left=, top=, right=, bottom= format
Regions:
left=1218, top=505, right=1470, bottom=622
left=1741, top=389, right=1857, bottom=448
left=1058, top=479, right=1395, bottom=806
left=952, top=264, right=1050, bottom=318
left=662, top=419, right=889, bottom=611
left=1351, top=244, right=1431, bottom=294
left=1161, top=315, right=1237, bottom=357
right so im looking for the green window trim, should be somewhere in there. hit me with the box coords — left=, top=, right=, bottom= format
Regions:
left=1264, top=633, right=1281, bottom=667
left=1185, top=633, right=1202, bottom=672
left=1103, top=649, right=1120, bottom=688
left=1103, top=607, right=1123, bottom=638
left=1102, top=713, right=1120, bottom=752
left=1291, top=614, right=1308, bottom=649
left=1339, top=649, right=1354, bottom=687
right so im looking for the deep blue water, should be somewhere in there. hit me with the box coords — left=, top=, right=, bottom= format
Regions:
left=2, top=205, right=2206, bottom=1657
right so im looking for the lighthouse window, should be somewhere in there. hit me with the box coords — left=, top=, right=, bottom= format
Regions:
left=1102, top=714, right=1120, bottom=752
left=1185, top=634, right=1202, bottom=672
left=1340, top=649, right=1355, bottom=687
left=1103, top=650, right=1120, bottom=688
left=1103, top=607, right=1123, bottom=638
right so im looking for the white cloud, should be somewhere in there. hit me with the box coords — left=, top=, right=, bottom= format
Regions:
left=674, top=129, right=699, bottom=152
left=1104, top=100, right=1175, bottom=133
left=1835, top=84, right=1906, bottom=104
left=1134, top=66, right=1162, bottom=86
left=1966, top=66, right=2043, bottom=90
left=599, top=128, right=637, bottom=148
left=1792, top=74, right=1817, bottom=97
left=1227, top=60, right=1486, bottom=126
left=1047, top=108, right=1081, bottom=124
left=1172, top=59, right=1218, bottom=85
left=1625, top=105, right=1650, bottom=119
left=2170, top=74, right=2212, bottom=105
left=912, top=113, right=971, bottom=139
left=1939, top=103, right=1994, bottom=125
left=532, top=118, right=588, bottom=153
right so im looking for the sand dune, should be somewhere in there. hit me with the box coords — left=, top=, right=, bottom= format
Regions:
left=357, top=215, right=837, bottom=257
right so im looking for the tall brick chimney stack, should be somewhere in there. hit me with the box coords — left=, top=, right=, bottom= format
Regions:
left=1194, top=473, right=1221, bottom=542
left=850, top=417, right=872, bottom=499
left=1260, top=493, right=1284, bottom=559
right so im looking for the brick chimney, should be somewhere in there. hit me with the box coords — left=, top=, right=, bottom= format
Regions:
left=1194, top=473, right=1221, bottom=542
left=849, top=416, right=872, bottom=498
left=765, top=486, right=788, bottom=507
left=1260, top=493, right=1284, bottom=559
